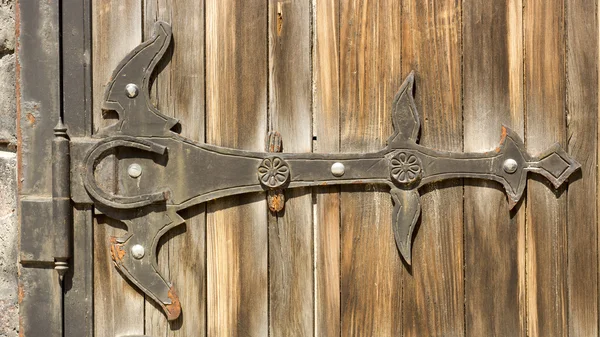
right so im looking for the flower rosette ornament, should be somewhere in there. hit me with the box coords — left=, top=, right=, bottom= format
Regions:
left=390, top=152, right=422, bottom=186
left=258, top=156, right=290, bottom=189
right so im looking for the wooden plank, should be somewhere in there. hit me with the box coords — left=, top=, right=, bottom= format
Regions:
left=400, top=1, right=463, bottom=335
left=462, top=1, right=526, bottom=335
left=313, top=0, right=340, bottom=335
left=267, top=0, right=313, bottom=335
left=339, top=1, right=402, bottom=335
left=566, top=0, right=598, bottom=335
left=142, top=3, right=172, bottom=335
left=524, top=0, right=568, bottom=335
left=64, top=206, right=94, bottom=337
left=205, top=0, right=268, bottom=335
left=91, top=1, right=145, bottom=336
left=143, top=1, right=206, bottom=336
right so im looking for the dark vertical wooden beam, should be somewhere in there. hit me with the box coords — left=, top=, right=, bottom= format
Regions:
left=313, top=0, right=340, bottom=335
left=16, top=1, right=62, bottom=336
left=267, top=0, right=314, bottom=335
left=400, top=0, right=464, bottom=335
left=61, top=0, right=94, bottom=336
left=463, top=0, right=526, bottom=335
left=566, top=0, right=598, bottom=335
left=339, top=0, right=403, bottom=335
left=524, top=0, right=568, bottom=335
left=205, top=0, right=269, bottom=335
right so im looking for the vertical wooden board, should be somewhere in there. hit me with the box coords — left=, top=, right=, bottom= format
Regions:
left=313, top=0, right=340, bottom=335
left=93, top=218, right=145, bottom=336
left=64, top=206, right=94, bottom=337
left=339, top=0, right=403, bottom=335
left=61, top=0, right=94, bottom=334
left=462, top=0, right=526, bottom=335
left=91, top=1, right=145, bottom=336
left=566, top=0, right=598, bottom=335
left=142, top=3, right=173, bottom=334
left=206, top=0, right=268, bottom=335
left=267, top=0, right=313, bottom=335
left=400, top=1, right=464, bottom=335
left=524, top=0, right=568, bottom=336
left=143, top=1, right=206, bottom=336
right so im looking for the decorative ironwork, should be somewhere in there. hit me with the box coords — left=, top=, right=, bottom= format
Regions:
left=68, top=21, right=581, bottom=320
left=258, top=157, right=290, bottom=189
left=390, top=152, right=422, bottom=186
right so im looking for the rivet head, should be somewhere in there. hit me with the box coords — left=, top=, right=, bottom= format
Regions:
left=503, top=158, right=518, bottom=174
left=125, top=83, right=139, bottom=98
left=128, top=163, right=143, bottom=178
left=331, top=162, right=345, bottom=177
left=131, top=244, right=145, bottom=260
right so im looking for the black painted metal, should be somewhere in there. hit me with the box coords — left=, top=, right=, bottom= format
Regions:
left=67, top=21, right=580, bottom=321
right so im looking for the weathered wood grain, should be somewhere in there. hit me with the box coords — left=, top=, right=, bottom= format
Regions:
left=142, top=3, right=172, bottom=335
left=566, top=0, right=598, bottom=335
left=339, top=1, right=403, bottom=335
left=143, top=1, right=206, bottom=336
left=313, top=0, right=341, bottom=335
left=463, top=1, right=526, bottom=335
left=267, top=0, right=313, bottom=335
left=91, top=1, right=145, bottom=336
left=205, top=0, right=268, bottom=335
left=524, top=0, right=568, bottom=336
left=400, top=1, right=463, bottom=335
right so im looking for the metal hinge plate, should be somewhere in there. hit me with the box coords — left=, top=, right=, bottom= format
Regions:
left=64, top=21, right=580, bottom=321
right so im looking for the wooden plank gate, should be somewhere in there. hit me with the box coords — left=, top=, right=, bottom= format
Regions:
left=16, top=0, right=598, bottom=336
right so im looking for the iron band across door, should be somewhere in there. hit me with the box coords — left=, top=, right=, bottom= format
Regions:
left=65, top=21, right=580, bottom=320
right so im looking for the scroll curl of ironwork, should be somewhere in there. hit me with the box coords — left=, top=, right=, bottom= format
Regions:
left=77, top=21, right=581, bottom=321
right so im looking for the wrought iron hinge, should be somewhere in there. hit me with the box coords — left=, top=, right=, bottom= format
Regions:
left=66, top=21, right=580, bottom=320
left=20, top=120, right=72, bottom=279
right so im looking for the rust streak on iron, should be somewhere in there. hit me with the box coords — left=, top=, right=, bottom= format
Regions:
left=496, top=126, right=508, bottom=153
left=268, top=190, right=285, bottom=212
left=165, top=285, right=182, bottom=321
left=109, top=237, right=125, bottom=263
left=266, top=131, right=285, bottom=212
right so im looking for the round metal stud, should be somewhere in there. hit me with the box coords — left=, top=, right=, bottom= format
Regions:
left=127, top=163, right=143, bottom=178
left=131, top=244, right=145, bottom=260
left=503, top=158, right=518, bottom=174
left=331, top=162, right=345, bottom=177
left=125, top=83, right=139, bottom=98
